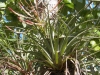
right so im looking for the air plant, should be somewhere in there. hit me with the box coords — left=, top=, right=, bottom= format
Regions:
left=1, top=0, right=99, bottom=75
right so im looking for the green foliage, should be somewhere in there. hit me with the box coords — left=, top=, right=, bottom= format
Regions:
left=63, top=0, right=74, bottom=9
left=72, top=0, right=85, bottom=11
left=0, top=0, right=100, bottom=75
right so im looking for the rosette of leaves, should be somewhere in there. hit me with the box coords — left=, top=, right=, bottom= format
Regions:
left=24, top=13, right=98, bottom=75
left=1, top=0, right=100, bottom=75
